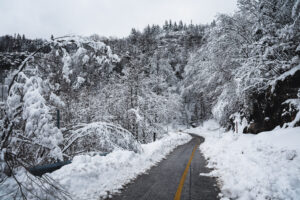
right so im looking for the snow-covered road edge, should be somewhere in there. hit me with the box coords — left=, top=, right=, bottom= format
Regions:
left=187, top=120, right=300, bottom=200
left=50, top=132, right=192, bottom=200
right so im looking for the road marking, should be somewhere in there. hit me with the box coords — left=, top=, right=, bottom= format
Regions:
left=174, top=143, right=198, bottom=200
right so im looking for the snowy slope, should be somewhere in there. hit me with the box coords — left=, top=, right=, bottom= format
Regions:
left=49, top=132, right=191, bottom=200
left=188, top=120, right=300, bottom=200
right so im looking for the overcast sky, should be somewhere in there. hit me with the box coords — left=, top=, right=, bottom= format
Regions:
left=0, top=0, right=237, bottom=39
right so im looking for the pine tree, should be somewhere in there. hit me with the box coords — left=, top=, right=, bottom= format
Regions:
left=163, top=20, right=169, bottom=31
left=179, top=20, right=184, bottom=30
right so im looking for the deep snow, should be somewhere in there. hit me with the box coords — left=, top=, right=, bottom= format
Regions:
left=50, top=131, right=191, bottom=200
left=188, top=120, right=300, bottom=200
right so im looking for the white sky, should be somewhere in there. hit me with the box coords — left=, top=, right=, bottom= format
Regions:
left=0, top=0, right=237, bottom=39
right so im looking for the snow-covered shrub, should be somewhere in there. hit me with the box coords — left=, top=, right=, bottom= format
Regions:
left=62, top=122, right=142, bottom=157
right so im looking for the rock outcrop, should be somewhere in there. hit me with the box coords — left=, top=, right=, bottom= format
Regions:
left=244, top=68, right=300, bottom=134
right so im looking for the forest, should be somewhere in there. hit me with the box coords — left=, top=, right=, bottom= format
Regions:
left=0, top=0, right=300, bottom=199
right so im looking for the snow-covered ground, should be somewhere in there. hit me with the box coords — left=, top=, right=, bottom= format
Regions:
left=188, top=120, right=300, bottom=200
left=49, top=131, right=191, bottom=200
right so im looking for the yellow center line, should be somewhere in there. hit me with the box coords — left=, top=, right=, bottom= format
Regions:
left=174, top=143, right=199, bottom=200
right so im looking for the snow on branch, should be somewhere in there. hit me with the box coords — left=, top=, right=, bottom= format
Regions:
left=62, top=122, right=142, bottom=157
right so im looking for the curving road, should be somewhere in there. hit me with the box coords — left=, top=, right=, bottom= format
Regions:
left=110, top=134, right=220, bottom=200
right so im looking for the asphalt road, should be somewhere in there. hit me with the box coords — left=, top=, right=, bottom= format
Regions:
left=111, top=134, right=220, bottom=200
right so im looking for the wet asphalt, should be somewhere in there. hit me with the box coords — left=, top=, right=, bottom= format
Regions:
left=110, top=134, right=220, bottom=200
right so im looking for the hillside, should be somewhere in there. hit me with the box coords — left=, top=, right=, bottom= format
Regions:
left=0, top=0, right=300, bottom=199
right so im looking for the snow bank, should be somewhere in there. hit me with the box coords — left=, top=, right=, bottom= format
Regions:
left=188, top=121, right=300, bottom=200
left=50, top=132, right=192, bottom=200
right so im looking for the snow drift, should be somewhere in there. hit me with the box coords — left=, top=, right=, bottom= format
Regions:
left=188, top=120, right=300, bottom=200
left=51, top=131, right=191, bottom=200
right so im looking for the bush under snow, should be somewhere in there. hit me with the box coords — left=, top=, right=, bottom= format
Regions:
left=62, top=122, right=142, bottom=156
